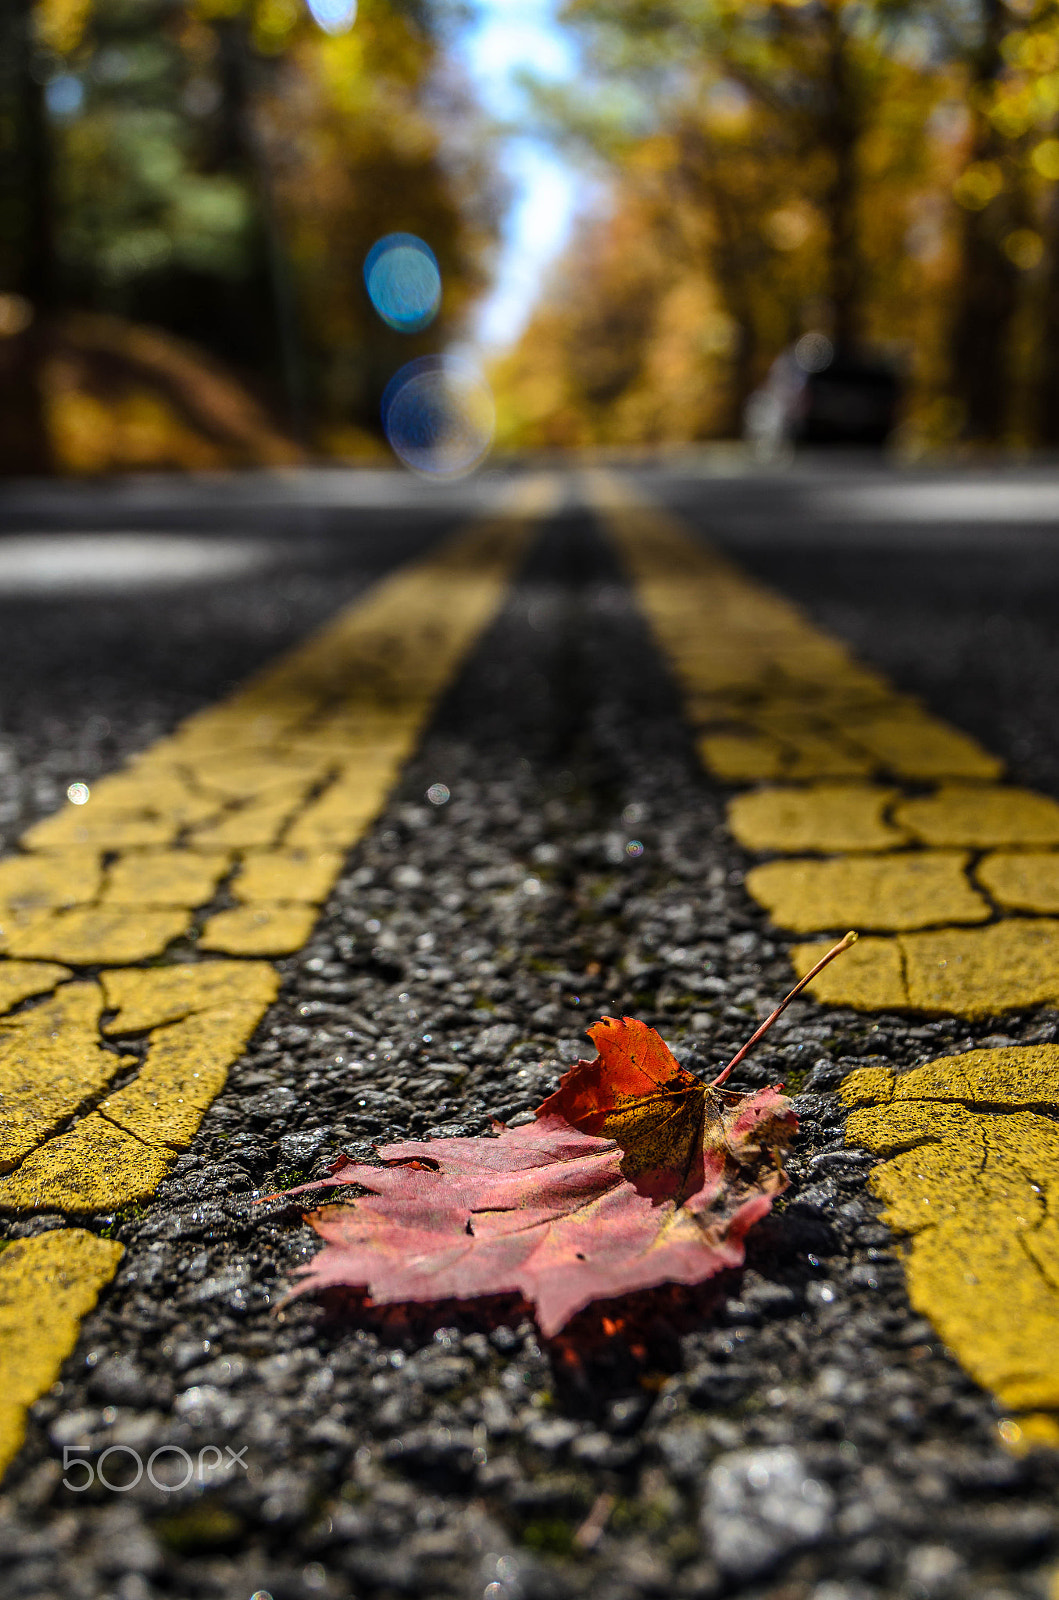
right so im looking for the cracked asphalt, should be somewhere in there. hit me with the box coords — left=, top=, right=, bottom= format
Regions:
left=1, top=463, right=1059, bottom=1600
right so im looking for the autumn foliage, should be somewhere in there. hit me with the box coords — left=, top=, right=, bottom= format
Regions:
left=278, top=1017, right=796, bottom=1336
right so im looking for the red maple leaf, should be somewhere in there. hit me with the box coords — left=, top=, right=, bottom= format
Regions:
left=271, top=935, right=854, bottom=1334
left=279, top=1078, right=792, bottom=1336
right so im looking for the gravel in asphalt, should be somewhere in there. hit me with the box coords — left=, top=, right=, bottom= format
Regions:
left=0, top=485, right=1058, bottom=1600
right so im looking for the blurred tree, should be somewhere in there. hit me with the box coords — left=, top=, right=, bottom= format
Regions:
left=245, top=0, right=497, bottom=451
left=497, top=0, right=1059, bottom=452
left=976, top=0, right=1059, bottom=444
left=499, top=0, right=941, bottom=446
left=941, top=0, right=1023, bottom=442
left=1, top=0, right=497, bottom=470
left=0, top=0, right=56, bottom=472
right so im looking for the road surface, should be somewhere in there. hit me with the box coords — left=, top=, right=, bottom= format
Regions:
left=0, top=456, right=1057, bottom=1600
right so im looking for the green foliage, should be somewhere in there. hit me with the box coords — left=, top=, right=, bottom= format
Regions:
left=14, top=0, right=499, bottom=455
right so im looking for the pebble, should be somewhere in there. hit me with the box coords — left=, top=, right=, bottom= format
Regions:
left=702, top=1446, right=834, bottom=1578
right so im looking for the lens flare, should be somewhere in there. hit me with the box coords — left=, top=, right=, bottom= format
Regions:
left=364, top=235, right=441, bottom=332
left=381, top=355, right=495, bottom=478
left=307, top=0, right=357, bottom=34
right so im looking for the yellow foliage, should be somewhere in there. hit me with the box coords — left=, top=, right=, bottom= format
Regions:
left=44, top=314, right=301, bottom=475
left=34, top=0, right=92, bottom=54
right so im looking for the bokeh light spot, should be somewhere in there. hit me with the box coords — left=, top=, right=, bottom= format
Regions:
left=45, top=76, right=84, bottom=118
left=1033, top=139, right=1059, bottom=181
left=382, top=355, right=495, bottom=478
left=67, top=782, right=90, bottom=806
left=794, top=332, right=834, bottom=373
left=0, top=294, right=33, bottom=337
left=426, top=783, right=451, bottom=806
left=307, top=0, right=357, bottom=34
left=625, top=839, right=644, bottom=858
left=1004, top=229, right=1044, bottom=272
left=364, top=235, right=441, bottom=332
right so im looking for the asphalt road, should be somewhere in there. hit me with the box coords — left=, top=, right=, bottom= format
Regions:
left=1, top=457, right=1058, bottom=1600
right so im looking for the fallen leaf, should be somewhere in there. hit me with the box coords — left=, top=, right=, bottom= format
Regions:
left=536, top=1015, right=725, bottom=1201
left=281, top=1084, right=792, bottom=1336
left=269, top=933, right=857, bottom=1334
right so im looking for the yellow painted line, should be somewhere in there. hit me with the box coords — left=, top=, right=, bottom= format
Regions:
left=726, top=783, right=908, bottom=854
left=0, top=1231, right=124, bottom=1475
left=747, top=850, right=990, bottom=934
left=587, top=470, right=1059, bottom=1441
left=586, top=470, right=1059, bottom=1020
left=0, top=982, right=137, bottom=1171
left=976, top=850, right=1059, bottom=913
left=841, top=1049, right=1059, bottom=1445
left=0, top=474, right=557, bottom=1478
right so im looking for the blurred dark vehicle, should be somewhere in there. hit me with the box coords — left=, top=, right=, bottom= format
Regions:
left=745, top=333, right=901, bottom=452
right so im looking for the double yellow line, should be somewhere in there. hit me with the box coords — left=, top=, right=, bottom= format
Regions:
left=2, top=469, right=1058, bottom=1482
left=0, top=476, right=556, bottom=1473
left=588, top=471, right=1059, bottom=1450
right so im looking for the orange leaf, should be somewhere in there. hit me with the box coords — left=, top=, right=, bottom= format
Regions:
left=536, top=1015, right=716, bottom=1200
left=272, top=1015, right=797, bottom=1334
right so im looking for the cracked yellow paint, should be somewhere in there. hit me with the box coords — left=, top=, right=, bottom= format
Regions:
left=21, top=807, right=175, bottom=852
left=101, top=960, right=277, bottom=1033
left=0, top=477, right=560, bottom=1468
left=592, top=473, right=1059, bottom=1440
left=699, top=730, right=873, bottom=783
left=895, top=785, right=1059, bottom=848
left=728, top=785, right=906, bottom=855
left=779, top=734, right=877, bottom=779
left=841, top=1048, right=1059, bottom=1414
left=0, top=850, right=100, bottom=918
left=793, top=920, right=1059, bottom=1016
left=101, top=849, right=232, bottom=907
left=4, top=906, right=191, bottom=964
left=791, top=934, right=908, bottom=1010
left=0, top=1114, right=173, bottom=1211
left=976, top=851, right=1059, bottom=913
left=33, top=764, right=222, bottom=828
left=0, top=963, right=281, bottom=1210
left=100, top=1001, right=274, bottom=1148
left=235, top=847, right=344, bottom=905
left=186, top=780, right=318, bottom=850
left=901, top=922, right=1059, bottom=1015
left=841, top=708, right=1002, bottom=782
left=199, top=902, right=318, bottom=956
left=185, top=751, right=331, bottom=800
left=0, top=961, right=71, bottom=1016
left=289, top=711, right=420, bottom=759
left=0, top=983, right=134, bottom=1170
left=0, top=1230, right=124, bottom=1476
left=696, top=732, right=790, bottom=783
left=284, top=769, right=391, bottom=848
left=593, top=476, right=1059, bottom=1024
left=746, top=851, right=989, bottom=934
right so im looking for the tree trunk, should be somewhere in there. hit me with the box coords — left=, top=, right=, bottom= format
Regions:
left=1033, top=186, right=1059, bottom=446
left=820, top=0, right=861, bottom=351
left=0, top=0, right=54, bottom=475
left=676, top=127, right=763, bottom=437
left=211, top=20, right=308, bottom=445
left=948, top=0, right=1018, bottom=444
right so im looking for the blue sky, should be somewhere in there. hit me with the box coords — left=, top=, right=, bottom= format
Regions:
left=457, top=0, right=585, bottom=349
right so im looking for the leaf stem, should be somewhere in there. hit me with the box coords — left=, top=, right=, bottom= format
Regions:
left=710, top=930, right=858, bottom=1088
